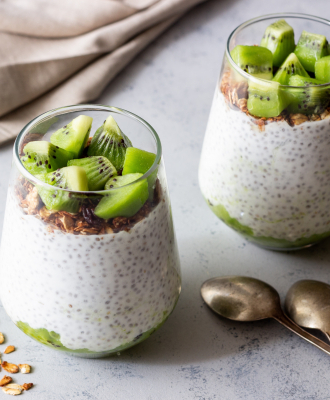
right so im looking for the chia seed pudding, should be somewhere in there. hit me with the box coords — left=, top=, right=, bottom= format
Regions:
left=199, top=87, right=330, bottom=248
left=199, top=15, right=330, bottom=250
left=0, top=107, right=181, bottom=357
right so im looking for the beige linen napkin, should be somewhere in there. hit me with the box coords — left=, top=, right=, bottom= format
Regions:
left=0, top=0, right=207, bottom=145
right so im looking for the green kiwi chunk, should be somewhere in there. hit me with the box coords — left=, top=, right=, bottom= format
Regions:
left=95, top=173, right=148, bottom=219
left=247, top=79, right=290, bottom=118
left=104, top=173, right=142, bottom=190
left=38, top=166, right=88, bottom=213
left=294, top=30, right=328, bottom=73
left=230, top=45, right=273, bottom=80
left=260, top=19, right=295, bottom=67
left=272, top=53, right=309, bottom=85
left=68, top=156, right=117, bottom=191
left=122, top=147, right=157, bottom=200
left=122, top=148, right=156, bottom=175
left=87, top=115, right=132, bottom=172
left=315, top=55, right=330, bottom=83
left=21, top=141, right=74, bottom=178
left=287, top=74, right=329, bottom=114
left=50, top=115, right=93, bottom=158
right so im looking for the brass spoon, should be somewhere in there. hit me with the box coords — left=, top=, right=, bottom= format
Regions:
left=285, top=280, right=330, bottom=342
left=201, top=276, right=330, bottom=356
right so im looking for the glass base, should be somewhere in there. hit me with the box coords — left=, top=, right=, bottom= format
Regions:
left=244, top=237, right=319, bottom=252
left=207, top=201, right=330, bottom=251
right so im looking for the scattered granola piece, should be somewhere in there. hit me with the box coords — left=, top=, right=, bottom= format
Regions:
left=237, top=98, right=248, bottom=113
left=0, top=376, right=12, bottom=387
left=4, top=346, right=15, bottom=355
left=2, top=384, right=22, bottom=395
left=0, top=333, right=5, bottom=344
left=22, top=383, right=33, bottom=391
left=2, top=362, right=19, bottom=374
left=18, top=364, right=30, bottom=374
left=290, top=113, right=309, bottom=125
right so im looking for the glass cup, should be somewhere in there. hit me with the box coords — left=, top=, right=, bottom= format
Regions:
left=199, top=13, right=330, bottom=251
left=0, top=105, right=181, bottom=358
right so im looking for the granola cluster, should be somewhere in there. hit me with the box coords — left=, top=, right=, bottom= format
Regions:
left=220, top=70, right=330, bottom=129
left=0, top=332, right=33, bottom=396
left=15, top=176, right=161, bottom=235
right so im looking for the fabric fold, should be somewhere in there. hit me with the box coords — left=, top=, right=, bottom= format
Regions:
left=0, top=0, right=207, bottom=145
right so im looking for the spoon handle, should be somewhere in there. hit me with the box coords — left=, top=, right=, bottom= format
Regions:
left=274, top=311, right=330, bottom=356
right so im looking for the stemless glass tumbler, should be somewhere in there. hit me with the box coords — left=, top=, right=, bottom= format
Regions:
left=0, top=105, right=181, bottom=358
left=199, top=13, right=330, bottom=250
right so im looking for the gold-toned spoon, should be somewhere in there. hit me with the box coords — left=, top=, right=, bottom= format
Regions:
left=201, top=276, right=330, bottom=356
left=285, top=280, right=330, bottom=342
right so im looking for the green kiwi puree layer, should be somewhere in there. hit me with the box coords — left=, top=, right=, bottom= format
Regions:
left=207, top=201, right=330, bottom=249
left=16, top=309, right=174, bottom=355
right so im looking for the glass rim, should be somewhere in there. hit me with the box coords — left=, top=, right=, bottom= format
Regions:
left=14, top=104, right=162, bottom=194
left=226, top=12, right=330, bottom=88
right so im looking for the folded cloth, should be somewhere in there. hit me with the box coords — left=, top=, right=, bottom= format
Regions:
left=0, top=0, right=207, bottom=145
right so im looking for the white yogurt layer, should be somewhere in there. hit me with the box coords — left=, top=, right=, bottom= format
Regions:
left=199, top=88, right=330, bottom=241
left=0, top=188, right=181, bottom=353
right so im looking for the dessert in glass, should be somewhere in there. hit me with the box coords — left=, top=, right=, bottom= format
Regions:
left=0, top=105, right=181, bottom=357
left=199, top=13, right=330, bottom=250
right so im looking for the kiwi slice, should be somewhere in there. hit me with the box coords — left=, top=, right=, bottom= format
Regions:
left=50, top=115, right=93, bottom=158
left=260, top=19, right=295, bottom=67
left=104, top=173, right=142, bottom=190
left=122, top=148, right=156, bottom=175
left=21, top=141, right=74, bottom=178
left=287, top=74, right=329, bottom=114
left=95, top=173, right=148, bottom=219
left=315, top=55, right=330, bottom=83
left=230, top=45, right=273, bottom=80
left=122, top=147, right=157, bottom=200
left=87, top=115, right=132, bottom=172
left=294, top=30, right=328, bottom=73
left=68, top=156, right=117, bottom=191
left=272, top=53, right=309, bottom=85
left=38, top=166, right=88, bottom=213
left=247, top=79, right=291, bottom=118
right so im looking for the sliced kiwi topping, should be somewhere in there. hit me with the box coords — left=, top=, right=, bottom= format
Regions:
left=272, top=53, right=309, bottom=85
left=315, top=55, right=330, bottom=83
left=247, top=79, right=291, bottom=118
left=95, top=173, right=148, bottom=219
left=68, top=156, right=117, bottom=191
left=87, top=115, right=132, bottom=172
left=230, top=45, right=273, bottom=80
left=38, top=166, right=88, bottom=213
left=260, top=19, right=295, bottom=67
left=294, top=30, right=328, bottom=73
left=122, top=147, right=157, bottom=201
left=287, top=75, right=329, bottom=114
left=105, top=173, right=142, bottom=190
left=50, top=115, right=93, bottom=158
left=21, top=141, right=74, bottom=178
left=122, top=148, right=156, bottom=175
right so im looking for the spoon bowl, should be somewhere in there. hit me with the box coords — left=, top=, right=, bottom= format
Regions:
left=285, top=280, right=330, bottom=340
left=201, top=275, right=330, bottom=356
left=201, top=276, right=281, bottom=321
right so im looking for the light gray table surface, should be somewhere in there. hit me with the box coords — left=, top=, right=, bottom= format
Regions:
left=1, top=1, right=330, bottom=399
